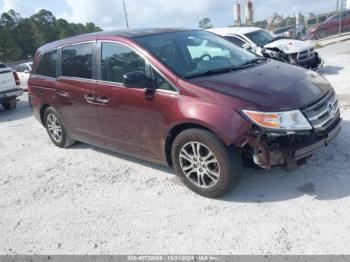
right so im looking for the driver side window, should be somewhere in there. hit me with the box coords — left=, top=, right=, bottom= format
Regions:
left=101, top=42, right=146, bottom=83
left=152, top=68, right=176, bottom=92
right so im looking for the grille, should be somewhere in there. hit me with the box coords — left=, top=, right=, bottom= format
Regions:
left=302, top=89, right=340, bottom=131
left=297, top=48, right=315, bottom=62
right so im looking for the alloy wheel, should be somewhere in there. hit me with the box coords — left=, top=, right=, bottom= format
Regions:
left=47, top=114, right=63, bottom=143
left=179, top=141, right=221, bottom=189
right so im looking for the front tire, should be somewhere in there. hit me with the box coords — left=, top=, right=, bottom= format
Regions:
left=1, top=98, right=17, bottom=110
left=171, top=129, right=242, bottom=198
left=44, top=107, right=75, bottom=148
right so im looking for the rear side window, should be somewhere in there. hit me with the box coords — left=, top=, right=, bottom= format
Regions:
left=62, top=43, right=93, bottom=79
left=0, top=64, right=7, bottom=68
left=35, top=50, right=57, bottom=78
left=224, top=36, right=246, bottom=48
left=101, top=42, right=146, bottom=83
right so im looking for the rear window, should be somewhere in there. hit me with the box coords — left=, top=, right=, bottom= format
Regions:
left=274, top=27, right=292, bottom=34
left=15, top=64, right=26, bottom=72
left=245, top=30, right=274, bottom=47
left=35, top=50, right=57, bottom=78
left=62, top=43, right=93, bottom=79
left=0, top=64, right=7, bottom=69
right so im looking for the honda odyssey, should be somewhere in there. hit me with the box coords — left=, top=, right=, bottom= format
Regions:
left=28, top=29, right=341, bottom=198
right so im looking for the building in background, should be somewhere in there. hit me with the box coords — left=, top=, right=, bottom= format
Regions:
left=234, top=2, right=242, bottom=26
left=246, top=0, right=254, bottom=25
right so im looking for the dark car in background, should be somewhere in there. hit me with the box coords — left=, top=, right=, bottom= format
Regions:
left=29, top=29, right=341, bottom=198
left=308, top=9, right=350, bottom=39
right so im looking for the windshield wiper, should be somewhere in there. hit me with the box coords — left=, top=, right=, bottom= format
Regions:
left=184, top=63, right=262, bottom=79
left=240, top=57, right=267, bottom=66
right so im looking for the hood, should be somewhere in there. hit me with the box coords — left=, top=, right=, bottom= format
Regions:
left=187, top=60, right=331, bottom=111
left=264, top=39, right=313, bottom=54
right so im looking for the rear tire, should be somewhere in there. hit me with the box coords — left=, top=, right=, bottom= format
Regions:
left=44, top=107, right=75, bottom=148
left=171, top=128, right=242, bottom=198
left=1, top=98, right=17, bottom=110
left=317, top=29, right=328, bottom=40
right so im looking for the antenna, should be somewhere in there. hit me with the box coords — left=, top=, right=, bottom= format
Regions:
left=123, top=1, right=130, bottom=29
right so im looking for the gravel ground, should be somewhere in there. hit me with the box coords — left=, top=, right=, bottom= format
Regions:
left=1, top=41, right=350, bottom=255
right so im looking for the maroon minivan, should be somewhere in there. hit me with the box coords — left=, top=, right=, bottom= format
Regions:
left=28, top=29, right=341, bottom=198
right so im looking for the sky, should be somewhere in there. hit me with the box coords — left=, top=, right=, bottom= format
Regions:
left=0, top=0, right=339, bottom=30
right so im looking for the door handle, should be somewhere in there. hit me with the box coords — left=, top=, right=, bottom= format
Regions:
left=84, top=94, right=96, bottom=103
left=95, top=96, right=109, bottom=104
left=56, top=91, right=70, bottom=98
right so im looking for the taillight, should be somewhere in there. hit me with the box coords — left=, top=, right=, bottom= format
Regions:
left=13, top=71, right=20, bottom=86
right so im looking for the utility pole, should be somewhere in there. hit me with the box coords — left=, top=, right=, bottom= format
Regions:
left=123, top=1, right=129, bottom=29
left=338, top=0, right=345, bottom=37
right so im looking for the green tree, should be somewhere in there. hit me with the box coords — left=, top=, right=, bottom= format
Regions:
left=0, top=9, right=22, bottom=28
left=199, top=18, right=213, bottom=29
left=0, top=10, right=23, bottom=60
left=13, top=18, right=36, bottom=58
left=0, top=8, right=102, bottom=62
left=30, top=9, right=58, bottom=47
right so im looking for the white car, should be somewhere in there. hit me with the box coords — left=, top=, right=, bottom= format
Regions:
left=14, top=62, right=32, bottom=90
left=208, top=27, right=323, bottom=71
left=0, top=63, right=23, bottom=110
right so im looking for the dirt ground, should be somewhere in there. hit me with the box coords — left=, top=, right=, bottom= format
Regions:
left=1, top=41, right=350, bottom=255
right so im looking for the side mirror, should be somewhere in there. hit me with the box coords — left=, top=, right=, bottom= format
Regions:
left=24, top=70, right=30, bottom=74
left=242, top=43, right=253, bottom=51
left=123, top=71, right=152, bottom=89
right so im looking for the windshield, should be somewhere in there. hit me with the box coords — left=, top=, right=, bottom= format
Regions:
left=135, top=30, right=258, bottom=78
left=245, top=29, right=275, bottom=46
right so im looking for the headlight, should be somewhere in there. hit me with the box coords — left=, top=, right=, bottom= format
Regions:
left=242, top=109, right=312, bottom=130
left=309, top=27, right=317, bottom=33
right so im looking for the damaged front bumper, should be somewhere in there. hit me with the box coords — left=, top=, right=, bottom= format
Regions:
left=297, top=52, right=324, bottom=72
left=242, top=117, right=341, bottom=170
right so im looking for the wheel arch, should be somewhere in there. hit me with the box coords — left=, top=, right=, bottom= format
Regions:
left=164, top=121, right=229, bottom=166
left=39, top=104, right=50, bottom=126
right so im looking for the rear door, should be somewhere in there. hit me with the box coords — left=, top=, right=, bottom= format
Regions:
left=55, top=42, right=104, bottom=145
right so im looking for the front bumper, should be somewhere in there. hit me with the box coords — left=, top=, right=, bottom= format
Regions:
left=244, top=117, right=342, bottom=169
left=0, top=88, right=23, bottom=102
left=293, top=118, right=341, bottom=160
left=297, top=52, right=324, bottom=71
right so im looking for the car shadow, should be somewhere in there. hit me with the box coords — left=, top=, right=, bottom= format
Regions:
left=69, top=143, right=175, bottom=175
left=68, top=118, right=350, bottom=203
left=0, top=96, right=32, bottom=123
left=320, top=65, right=344, bottom=75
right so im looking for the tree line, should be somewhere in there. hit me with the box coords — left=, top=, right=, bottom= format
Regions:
left=198, top=16, right=298, bottom=30
left=0, top=9, right=102, bottom=63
